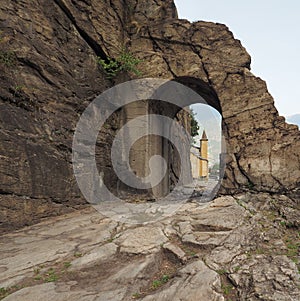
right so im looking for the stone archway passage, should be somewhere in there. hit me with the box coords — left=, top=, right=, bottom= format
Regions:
left=128, top=5, right=300, bottom=194
left=137, top=72, right=300, bottom=194
left=113, top=77, right=223, bottom=199
left=143, top=77, right=225, bottom=197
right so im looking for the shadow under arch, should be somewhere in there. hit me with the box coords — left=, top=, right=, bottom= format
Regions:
left=172, top=76, right=222, bottom=114
left=149, top=75, right=223, bottom=120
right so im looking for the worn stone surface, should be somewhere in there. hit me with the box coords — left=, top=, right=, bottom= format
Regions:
left=162, top=242, right=187, bottom=263
left=0, top=208, right=117, bottom=288
left=142, top=260, right=224, bottom=301
left=70, top=243, right=118, bottom=270
left=2, top=283, right=92, bottom=301
left=0, top=194, right=299, bottom=301
left=115, top=226, right=168, bottom=254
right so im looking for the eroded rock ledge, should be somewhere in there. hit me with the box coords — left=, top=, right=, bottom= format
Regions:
left=0, top=193, right=299, bottom=300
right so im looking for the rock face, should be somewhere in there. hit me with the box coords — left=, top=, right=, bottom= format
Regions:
left=0, top=0, right=299, bottom=230
left=126, top=1, right=300, bottom=193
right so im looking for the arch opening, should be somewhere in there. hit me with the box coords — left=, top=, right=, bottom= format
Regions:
left=93, top=77, right=227, bottom=203
left=119, top=76, right=227, bottom=200
left=188, top=103, right=225, bottom=199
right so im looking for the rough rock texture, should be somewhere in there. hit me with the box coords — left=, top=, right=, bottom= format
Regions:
left=0, top=0, right=299, bottom=230
left=0, top=194, right=299, bottom=300
left=126, top=1, right=300, bottom=193
left=0, top=3, right=299, bottom=300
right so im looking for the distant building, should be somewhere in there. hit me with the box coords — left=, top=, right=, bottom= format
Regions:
left=190, top=130, right=209, bottom=178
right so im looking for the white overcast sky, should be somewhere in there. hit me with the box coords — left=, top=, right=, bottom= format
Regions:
left=174, top=0, right=300, bottom=117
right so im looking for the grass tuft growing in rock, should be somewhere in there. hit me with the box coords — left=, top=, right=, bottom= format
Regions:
left=0, top=50, right=16, bottom=66
left=97, top=49, right=142, bottom=79
left=152, top=274, right=170, bottom=289
left=222, top=283, right=234, bottom=295
left=0, top=287, right=10, bottom=300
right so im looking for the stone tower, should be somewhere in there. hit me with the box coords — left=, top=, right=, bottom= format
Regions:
left=199, top=130, right=209, bottom=178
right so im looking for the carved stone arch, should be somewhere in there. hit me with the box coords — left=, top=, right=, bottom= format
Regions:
left=129, top=15, right=300, bottom=194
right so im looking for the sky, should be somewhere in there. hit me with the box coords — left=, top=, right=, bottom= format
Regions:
left=174, top=0, right=300, bottom=118
left=191, top=104, right=222, bottom=165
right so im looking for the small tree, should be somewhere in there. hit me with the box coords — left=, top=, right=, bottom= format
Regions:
left=190, top=109, right=199, bottom=137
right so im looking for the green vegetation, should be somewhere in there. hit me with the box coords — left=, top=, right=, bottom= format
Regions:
left=0, top=31, right=16, bottom=67
left=189, top=109, right=199, bottom=138
left=32, top=262, right=76, bottom=284
left=280, top=221, right=287, bottom=227
left=221, top=283, right=234, bottom=295
left=217, top=269, right=228, bottom=275
left=254, top=248, right=265, bottom=255
left=44, top=270, right=59, bottom=283
left=246, top=180, right=254, bottom=190
left=0, top=287, right=9, bottom=300
left=0, top=285, right=27, bottom=300
left=152, top=274, right=170, bottom=289
left=34, top=267, right=59, bottom=283
left=127, top=4, right=135, bottom=14
left=63, top=262, right=72, bottom=268
left=233, top=266, right=241, bottom=272
left=74, top=252, right=83, bottom=258
left=97, top=49, right=142, bottom=78
left=0, top=50, right=15, bottom=66
left=132, top=292, right=142, bottom=299
left=283, top=233, right=300, bottom=275
left=279, top=220, right=294, bottom=228
left=0, top=263, right=72, bottom=299
left=286, top=240, right=300, bottom=258
left=14, top=85, right=24, bottom=92
left=182, top=245, right=196, bottom=257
